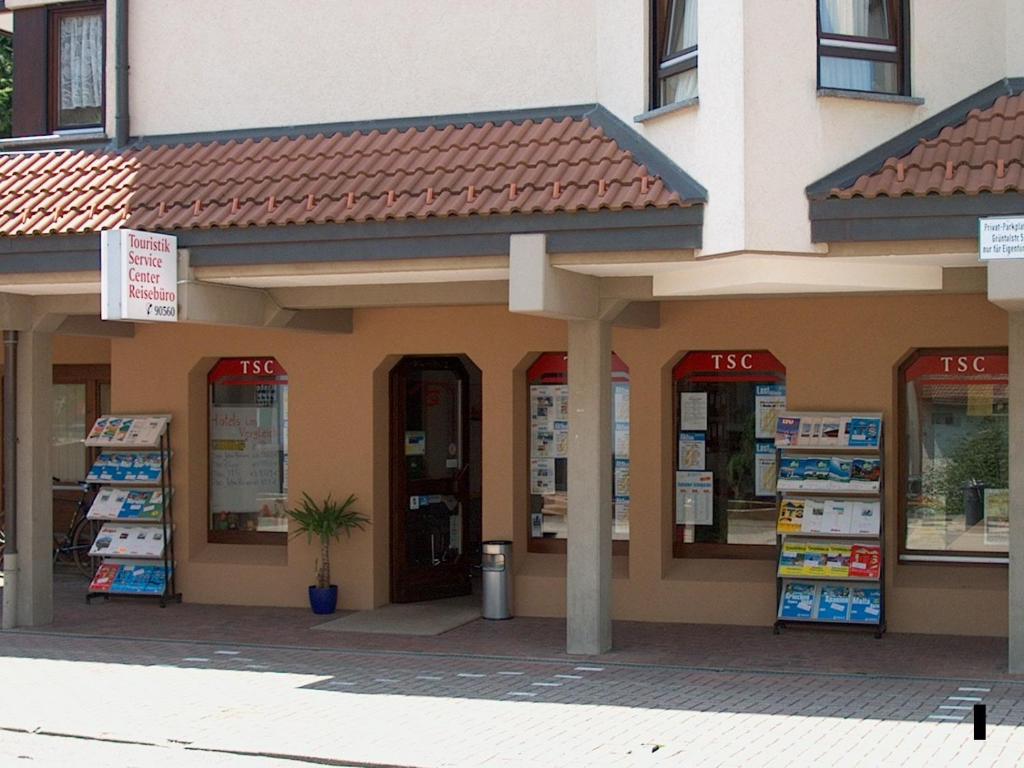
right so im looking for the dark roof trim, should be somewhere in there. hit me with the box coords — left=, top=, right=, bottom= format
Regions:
left=132, top=104, right=597, bottom=147
left=184, top=206, right=703, bottom=267
left=806, top=77, right=1024, bottom=200
left=0, top=231, right=100, bottom=273
left=0, top=207, right=703, bottom=274
left=809, top=194, right=1024, bottom=243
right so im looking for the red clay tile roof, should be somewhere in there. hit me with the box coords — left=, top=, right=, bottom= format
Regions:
left=828, top=93, right=1024, bottom=199
left=0, top=116, right=697, bottom=237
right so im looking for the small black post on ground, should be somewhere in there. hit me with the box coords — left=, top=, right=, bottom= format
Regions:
left=974, top=704, right=986, bottom=740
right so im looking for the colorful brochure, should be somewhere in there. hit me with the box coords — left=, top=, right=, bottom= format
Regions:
left=845, top=417, right=882, bottom=448
left=86, top=452, right=165, bottom=483
left=850, top=458, right=881, bottom=490
left=777, top=499, right=805, bottom=534
left=88, top=488, right=165, bottom=520
left=89, top=523, right=169, bottom=558
left=828, top=457, right=852, bottom=486
left=775, top=417, right=801, bottom=447
left=775, top=413, right=882, bottom=448
left=849, top=586, right=882, bottom=623
left=779, top=581, right=818, bottom=620
left=826, top=544, right=852, bottom=577
left=86, top=416, right=168, bottom=447
left=803, top=543, right=830, bottom=576
left=849, top=544, right=882, bottom=579
left=88, top=560, right=170, bottom=596
left=777, top=454, right=880, bottom=492
left=778, top=542, right=806, bottom=576
left=817, top=585, right=852, bottom=621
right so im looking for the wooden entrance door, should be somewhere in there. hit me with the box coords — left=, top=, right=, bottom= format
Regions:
left=390, top=356, right=475, bottom=603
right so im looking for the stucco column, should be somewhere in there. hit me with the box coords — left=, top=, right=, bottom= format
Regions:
left=15, top=331, right=53, bottom=626
left=1009, top=312, right=1024, bottom=672
left=566, top=317, right=612, bottom=654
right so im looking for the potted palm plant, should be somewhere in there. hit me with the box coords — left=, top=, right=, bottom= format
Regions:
left=284, top=492, right=370, bottom=614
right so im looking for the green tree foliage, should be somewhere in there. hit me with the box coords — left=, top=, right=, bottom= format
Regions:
left=0, top=35, right=11, bottom=139
left=928, top=418, right=1008, bottom=518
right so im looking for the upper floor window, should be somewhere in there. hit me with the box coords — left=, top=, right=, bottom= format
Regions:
left=50, top=3, right=104, bottom=130
left=651, top=0, right=697, bottom=109
left=11, top=0, right=104, bottom=137
left=817, top=0, right=907, bottom=95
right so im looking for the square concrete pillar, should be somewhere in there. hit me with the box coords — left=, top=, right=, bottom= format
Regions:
left=1010, top=312, right=1024, bottom=672
left=15, top=331, right=54, bottom=626
left=566, top=317, right=612, bottom=654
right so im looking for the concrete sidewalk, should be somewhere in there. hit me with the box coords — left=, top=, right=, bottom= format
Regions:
left=0, top=628, right=1022, bottom=767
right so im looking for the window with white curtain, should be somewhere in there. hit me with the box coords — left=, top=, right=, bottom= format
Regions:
left=652, top=0, right=698, bottom=108
left=817, top=0, right=906, bottom=95
left=53, top=5, right=104, bottom=129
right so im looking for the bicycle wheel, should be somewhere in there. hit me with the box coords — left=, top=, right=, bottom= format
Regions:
left=71, top=519, right=97, bottom=579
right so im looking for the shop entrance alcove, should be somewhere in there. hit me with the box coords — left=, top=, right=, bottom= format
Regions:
left=389, top=356, right=482, bottom=603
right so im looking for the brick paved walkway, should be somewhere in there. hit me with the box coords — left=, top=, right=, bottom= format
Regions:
left=0, top=629, right=1023, bottom=767
left=3, top=571, right=1015, bottom=682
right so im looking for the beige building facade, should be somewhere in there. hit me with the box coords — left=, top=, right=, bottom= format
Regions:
left=1, top=0, right=1022, bottom=665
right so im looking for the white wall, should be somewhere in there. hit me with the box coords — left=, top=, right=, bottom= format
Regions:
left=129, top=0, right=597, bottom=135
left=1007, top=0, right=1024, bottom=76
left=611, top=0, right=1011, bottom=257
left=123, top=0, right=1014, bottom=256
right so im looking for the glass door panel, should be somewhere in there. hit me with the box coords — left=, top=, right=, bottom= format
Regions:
left=391, top=357, right=472, bottom=602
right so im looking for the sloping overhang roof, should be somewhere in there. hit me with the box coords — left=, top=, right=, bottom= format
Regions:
left=0, top=105, right=706, bottom=274
left=808, top=78, right=1024, bottom=243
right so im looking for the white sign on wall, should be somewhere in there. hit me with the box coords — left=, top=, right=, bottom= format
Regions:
left=100, top=229, right=178, bottom=322
left=979, top=216, right=1024, bottom=260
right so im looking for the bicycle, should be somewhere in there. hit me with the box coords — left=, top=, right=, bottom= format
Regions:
left=52, top=482, right=97, bottom=578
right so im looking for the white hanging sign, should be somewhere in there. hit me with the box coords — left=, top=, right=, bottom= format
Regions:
left=979, top=216, right=1024, bottom=260
left=101, top=229, right=178, bottom=322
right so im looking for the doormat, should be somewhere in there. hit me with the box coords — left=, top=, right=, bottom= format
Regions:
left=312, top=593, right=481, bottom=636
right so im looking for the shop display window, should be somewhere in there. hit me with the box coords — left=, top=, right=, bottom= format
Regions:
left=527, top=352, right=630, bottom=553
left=900, top=349, right=1008, bottom=561
left=673, top=351, right=786, bottom=558
left=208, top=358, right=289, bottom=545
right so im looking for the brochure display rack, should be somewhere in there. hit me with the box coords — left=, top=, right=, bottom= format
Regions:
left=83, top=415, right=180, bottom=607
left=773, top=412, right=885, bottom=638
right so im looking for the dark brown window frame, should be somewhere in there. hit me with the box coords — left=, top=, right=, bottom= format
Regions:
left=816, top=0, right=910, bottom=96
left=650, top=0, right=698, bottom=110
left=896, top=346, right=1009, bottom=565
left=671, top=350, right=784, bottom=562
left=47, top=0, right=106, bottom=133
left=206, top=357, right=288, bottom=547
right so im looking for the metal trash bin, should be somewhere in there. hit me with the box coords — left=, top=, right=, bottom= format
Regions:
left=481, top=540, right=512, bottom=620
